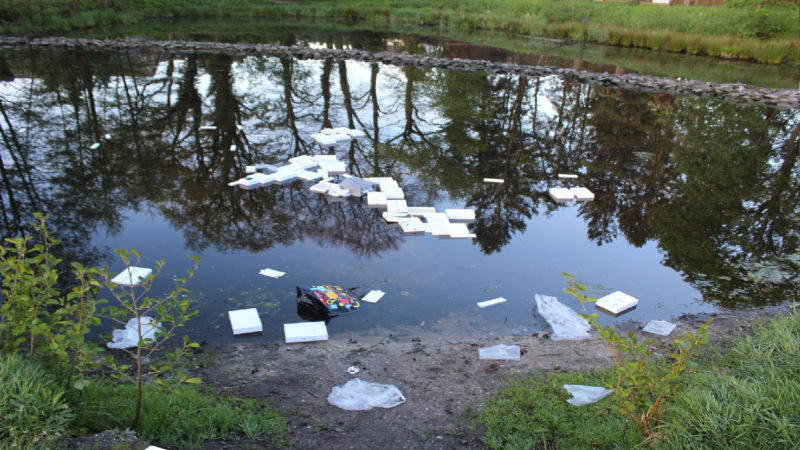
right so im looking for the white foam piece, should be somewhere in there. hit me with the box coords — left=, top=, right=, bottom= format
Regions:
left=289, top=154, right=315, bottom=163
left=366, top=177, right=395, bottom=183
left=484, top=178, right=504, bottom=183
left=477, top=298, right=507, bottom=308
left=228, top=308, right=262, bottom=335
left=230, top=145, right=237, bottom=152
left=341, top=173, right=352, bottom=178
left=332, top=127, right=351, bottom=134
left=367, top=191, right=388, bottom=207
left=549, top=188, right=575, bottom=202
left=249, top=173, right=274, bottom=184
left=310, top=181, right=338, bottom=194
left=89, top=143, right=100, bottom=149
left=379, top=180, right=399, bottom=190
left=246, top=166, right=256, bottom=174
left=423, top=213, right=450, bottom=225
left=330, top=133, right=352, bottom=142
left=387, top=200, right=408, bottom=213
left=314, top=154, right=338, bottom=161
left=596, top=291, right=638, bottom=314
left=445, top=209, right=475, bottom=221
left=407, top=207, right=436, bottom=216
left=570, top=187, right=595, bottom=201
left=111, top=266, right=152, bottom=286
left=348, top=129, right=366, bottom=138
left=398, top=217, right=425, bottom=234
left=382, top=212, right=412, bottom=223
left=435, top=223, right=471, bottom=238
left=285, top=322, right=328, bottom=343
left=558, top=174, right=579, bottom=179
left=383, top=187, right=404, bottom=200
left=227, top=181, right=240, bottom=187
left=104, top=134, right=111, bottom=139
left=642, top=320, right=677, bottom=336
left=144, top=446, right=166, bottom=450
left=318, top=160, right=346, bottom=174
left=310, top=133, right=336, bottom=147
left=362, top=290, right=385, bottom=303
left=320, top=128, right=337, bottom=135
left=199, top=126, right=217, bottom=130
left=259, top=268, right=285, bottom=278
left=239, top=176, right=261, bottom=187
left=296, top=170, right=323, bottom=181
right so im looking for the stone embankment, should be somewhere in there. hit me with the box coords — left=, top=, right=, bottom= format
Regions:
left=2, top=36, right=798, bottom=109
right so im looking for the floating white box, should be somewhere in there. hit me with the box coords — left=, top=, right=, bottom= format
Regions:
left=239, top=176, right=261, bottom=187
left=296, top=170, right=323, bottom=181
left=318, top=160, right=346, bottom=174
left=548, top=188, right=574, bottom=202
left=330, top=133, right=351, bottom=142
left=111, top=266, right=152, bottom=286
left=332, top=127, right=352, bottom=134
left=256, top=164, right=278, bottom=172
left=367, top=191, right=388, bottom=207
left=387, top=200, right=408, bottom=213
left=362, top=290, right=385, bottom=303
left=436, top=223, right=470, bottom=237
left=310, top=181, right=337, bottom=194
left=230, top=145, right=237, bottom=152
left=642, top=320, right=676, bottom=336
left=246, top=165, right=257, bottom=173
left=310, top=134, right=337, bottom=147
left=248, top=173, right=273, bottom=184
left=227, top=181, right=240, bottom=187
left=366, top=177, right=395, bottom=183
left=399, top=217, right=425, bottom=234
left=570, top=187, right=595, bottom=201
left=229, top=308, right=262, bottom=335
left=320, top=128, right=336, bottom=135
left=273, top=172, right=298, bottom=183
left=104, top=134, right=111, bottom=139
left=483, top=178, right=504, bottom=184
left=199, top=126, right=217, bottom=130
left=477, top=298, right=507, bottom=308
left=382, top=212, right=411, bottom=223
left=407, top=207, right=436, bottom=216
left=289, top=155, right=313, bottom=163
left=596, top=291, right=639, bottom=314
left=423, top=213, right=450, bottom=225
left=259, top=268, right=285, bottom=278
left=383, top=187, right=404, bottom=200
left=445, top=209, right=475, bottom=221
left=284, top=322, right=328, bottom=343
left=558, top=174, right=579, bottom=179
left=348, top=129, right=366, bottom=138
left=89, top=143, right=100, bottom=149
left=378, top=180, right=399, bottom=190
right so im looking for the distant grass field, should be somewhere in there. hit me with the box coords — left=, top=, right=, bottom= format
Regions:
left=0, top=0, right=798, bottom=65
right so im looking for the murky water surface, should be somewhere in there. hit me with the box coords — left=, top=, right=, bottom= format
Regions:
left=0, top=42, right=796, bottom=344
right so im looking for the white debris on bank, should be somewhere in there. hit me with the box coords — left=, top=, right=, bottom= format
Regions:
left=228, top=308, right=262, bottom=335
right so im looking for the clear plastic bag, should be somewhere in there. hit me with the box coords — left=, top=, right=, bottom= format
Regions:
left=107, top=317, right=160, bottom=349
left=327, top=378, right=406, bottom=411
left=534, top=294, right=591, bottom=341
left=563, top=385, right=614, bottom=406
left=642, top=320, right=676, bottom=336
left=478, top=344, right=521, bottom=361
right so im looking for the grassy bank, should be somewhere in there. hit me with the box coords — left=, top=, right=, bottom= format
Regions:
left=479, top=306, right=800, bottom=449
left=0, top=0, right=798, bottom=65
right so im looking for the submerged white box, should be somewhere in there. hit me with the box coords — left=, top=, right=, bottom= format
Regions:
left=284, top=322, right=328, bottom=343
left=229, top=308, right=263, bottom=335
left=596, top=291, right=639, bottom=314
left=549, top=188, right=574, bottom=202
left=111, top=266, right=152, bottom=286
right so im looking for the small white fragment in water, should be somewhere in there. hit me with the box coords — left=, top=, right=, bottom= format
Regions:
left=399, top=218, right=425, bottom=234
left=310, top=181, right=337, bottom=194
left=200, top=126, right=217, bottom=130
left=259, top=268, right=285, bottom=278
left=407, top=207, right=436, bottom=216
left=569, top=187, right=595, bottom=201
left=558, top=174, right=579, bottom=179
left=246, top=166, right=256, bottom=173
left=228, top=308, right=262, bottom=335
left=237, top=124, right=244, bottom=131
left=642, top=320, right=677, bottom=336
left=347, top=366, right=360, bottom=374
left=596, top=291, right=638, bottom=314
left=104, top=134, right=111, bottom=139
left=477, top=298, right=507, bottom=308
left=484, top=178, right=504, bottom=183
left=479, top=344, right=520, bottom=360
left=362, top=290, right=385, bottom=303
left=228, top=181, right=240, bottom=187
left=110, top=266, right=153, bottom=286
left=89, top=143, right=100, bottom=149
left=284, top=321, right=328, bottom=343
left=445, top=209, right=475, bottom=221
left=230, top=145, right=237, bottom=151
left=548, top=188, right=574, bottom=202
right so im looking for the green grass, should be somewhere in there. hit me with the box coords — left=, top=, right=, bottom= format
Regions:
left=0, top=0, right=797, bottom=65
left=0, top=353, right=74, bottom=450
left=480, top=370, right=644, bottom=449
left=660, top=308, right=800, bottom=450
left=69, top=381, right=288, bottom=450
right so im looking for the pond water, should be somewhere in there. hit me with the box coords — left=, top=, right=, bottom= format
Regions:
left=0, top=43, right=797, bottom=345
left=66, top=17, right=800, bottom=89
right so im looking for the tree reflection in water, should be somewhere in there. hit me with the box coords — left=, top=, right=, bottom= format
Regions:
left=0, top=44, right=796, bottom=306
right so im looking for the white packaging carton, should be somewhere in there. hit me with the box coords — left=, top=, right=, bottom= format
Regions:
left=367, top=191, right=388, bottom=207
left=383, top=187, right=405, bottom=200
left=596, top=291, right=639, bottom=314
left=362, top=290, right=385, bottom=303
left=407, top=207, right=436, bottom=216
left=284, top=322, right=328, bottom=343
left=387, top=200, right=408, bottom=213
left=398, top=218, right=425, bottom=234
left=445, top=209, right=476, bottom=221
left=570, top=187, right=595, bottom=201
left=111, top=266, right=153, bottom=286
left=310, top=133, right=336, bottom=147
left=229, top=308, right=263, bottom=335
left=548, top=188, right=575, bottom=202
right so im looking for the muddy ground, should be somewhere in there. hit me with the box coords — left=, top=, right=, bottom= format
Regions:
left=68, top=305, right=788, bottom=450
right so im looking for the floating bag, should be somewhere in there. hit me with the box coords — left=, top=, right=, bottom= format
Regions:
left=296, top=285, right=362, bottom=319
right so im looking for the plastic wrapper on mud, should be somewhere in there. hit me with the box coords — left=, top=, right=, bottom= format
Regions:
left=296, top=285, right=364, bottom=320
left=328, top=378, right=406, bottom=411
left=563, top=385, right=614, bottom=406
left=533, top=294, right=592, bottom=341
